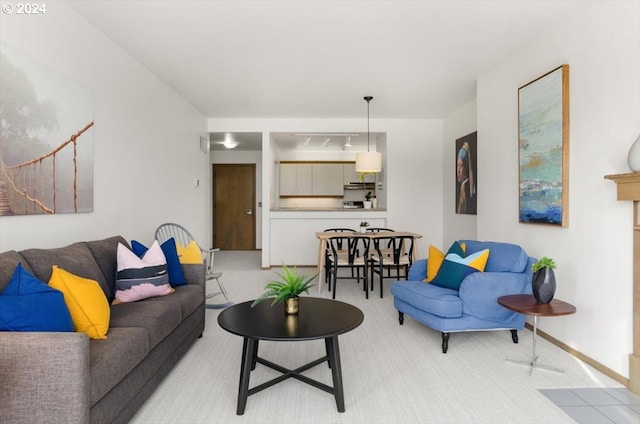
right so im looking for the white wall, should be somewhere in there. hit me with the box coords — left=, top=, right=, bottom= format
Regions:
left=0, top=2, right=209, bottom=251
left=443, top=99, right=478, bottom=246
left=208, top=118, right=443, bottom=268
left=477, top=1, right=639, bottom=378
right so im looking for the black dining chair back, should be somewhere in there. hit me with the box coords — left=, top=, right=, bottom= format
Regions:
left=366, top=228, right=395, bottom=233
left=327, top=235, right=371, bottom=299
left=370, top=235, right=414, bottom=298
left=323, top=228, right=356, bottom=285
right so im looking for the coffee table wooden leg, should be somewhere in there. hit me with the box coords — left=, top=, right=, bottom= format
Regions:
left=325, top=336, right=345, bottom=412
left=237, top=337, right=256, bottom=415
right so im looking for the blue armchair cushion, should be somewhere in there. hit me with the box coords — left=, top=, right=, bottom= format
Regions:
left=461, top=240, right=528, bottom=273
left=460, top=271, right=532, bottom=322
left=391, top=280, right=462, bottom=318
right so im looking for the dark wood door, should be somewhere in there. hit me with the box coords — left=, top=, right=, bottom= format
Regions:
left=213, top=164, right=255, bottom=250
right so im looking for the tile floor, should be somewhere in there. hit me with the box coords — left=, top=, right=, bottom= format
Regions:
left=540, top=387, right=640, bottom=424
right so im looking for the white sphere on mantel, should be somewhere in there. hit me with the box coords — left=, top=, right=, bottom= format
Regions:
left=628, top=135, right=640, bottom=172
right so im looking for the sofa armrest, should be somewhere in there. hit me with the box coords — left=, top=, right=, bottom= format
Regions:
left=408, top=259, right=427, bottom=281
left=0, top=332, right=90, bottom=424
left=459, top=272, right=532, bottom=322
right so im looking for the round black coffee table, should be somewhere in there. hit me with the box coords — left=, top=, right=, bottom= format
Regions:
left=218, top=297, right=364, bottom=415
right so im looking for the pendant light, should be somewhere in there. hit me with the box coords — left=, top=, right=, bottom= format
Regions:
left=355, top=96, right=382, bottom=172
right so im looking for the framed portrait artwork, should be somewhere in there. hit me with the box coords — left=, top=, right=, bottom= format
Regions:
left=455, top=131, right=477, bottom=215
left=518, top=64, right=570, bottom=226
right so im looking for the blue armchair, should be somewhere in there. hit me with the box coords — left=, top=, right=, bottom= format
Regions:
left=390, top=240, right=535, bottom=353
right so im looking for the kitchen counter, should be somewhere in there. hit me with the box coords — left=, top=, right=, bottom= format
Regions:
left=271, top=207, right=387, bottom=211
left=269, top=209, right=387, bottom=266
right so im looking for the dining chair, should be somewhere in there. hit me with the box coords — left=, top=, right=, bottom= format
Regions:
left=366, top=228, right=395, bottom=275
left=155, top=223, right=232, bottom=309
left=323, top=228, right=357, bottom=286
left=327, top=235, right=371, bottom=299
left=370, top=235, right=414, bottom=298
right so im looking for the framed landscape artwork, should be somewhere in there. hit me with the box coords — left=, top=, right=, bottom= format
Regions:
left=518, top=64, right=569, bottom=227
left=0, top=44, right=94, bottom=217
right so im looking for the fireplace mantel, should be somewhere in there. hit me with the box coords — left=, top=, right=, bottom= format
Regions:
left=605, top=172, right=640, bottom=395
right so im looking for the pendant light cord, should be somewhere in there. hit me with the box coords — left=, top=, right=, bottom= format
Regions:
left=364, top=96, right=373, bottom=152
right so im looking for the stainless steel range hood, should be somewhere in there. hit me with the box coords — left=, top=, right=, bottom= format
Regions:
left=343, top=182, right=375, bottom=190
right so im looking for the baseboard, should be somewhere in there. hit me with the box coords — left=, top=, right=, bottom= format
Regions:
left=524, top=322, right=629, bottom=387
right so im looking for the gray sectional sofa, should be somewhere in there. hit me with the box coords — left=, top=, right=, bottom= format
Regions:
left=0, top=235, right=206, bottom=424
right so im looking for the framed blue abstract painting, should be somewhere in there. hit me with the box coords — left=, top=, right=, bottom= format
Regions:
left=518, top=64, right=570, bottom=227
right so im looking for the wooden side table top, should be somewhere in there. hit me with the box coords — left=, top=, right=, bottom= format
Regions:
left=498, top=294, right=576, bottom=317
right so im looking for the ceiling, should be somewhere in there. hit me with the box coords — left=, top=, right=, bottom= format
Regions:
left=69, top=0, right=586, bottom=122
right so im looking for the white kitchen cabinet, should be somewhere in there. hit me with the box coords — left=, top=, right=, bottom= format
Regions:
left=343, top=163, right=359, bottom=184
left=280, top=163, right=312, bottom=195
left=313, top=163, right=344, bottom=195
left=280, top=162, right=345, bottom=196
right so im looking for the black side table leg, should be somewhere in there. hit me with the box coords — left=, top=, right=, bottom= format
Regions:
left=326, top=336, right=345, bottom=412
left=237, top=337, right=256, bottom=415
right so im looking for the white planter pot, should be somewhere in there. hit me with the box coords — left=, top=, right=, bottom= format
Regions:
left=363, top=201, right=372, bottom=209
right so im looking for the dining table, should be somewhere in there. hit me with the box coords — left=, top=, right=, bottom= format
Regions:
left=314, top=230, right=422, bottom=293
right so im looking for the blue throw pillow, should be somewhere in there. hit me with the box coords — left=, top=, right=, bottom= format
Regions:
left=0, top=263, right=74, bottom=332
left=131, top=238, right=186, bottom=286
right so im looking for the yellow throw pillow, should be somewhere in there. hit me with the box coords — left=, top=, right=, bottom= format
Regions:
left=424, top=245, right=445, bottom=282
left=176, top=240, right=204, bottom=264
left=48, top=265, right=110, bottom=340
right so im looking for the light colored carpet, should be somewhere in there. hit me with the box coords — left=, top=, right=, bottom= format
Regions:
left=130, top=251, right=621, bottom=424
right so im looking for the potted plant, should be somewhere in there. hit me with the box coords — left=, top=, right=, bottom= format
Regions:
left=364, top=191, right=373, bottom=209
left=531, top=256, right=557, bottom=304
left=252, top=264, right=316, bottom=314
left=359, top=221, right=370, bottom=233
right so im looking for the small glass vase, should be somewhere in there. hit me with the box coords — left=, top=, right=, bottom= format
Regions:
left=284, top=297, right=299, bottom=315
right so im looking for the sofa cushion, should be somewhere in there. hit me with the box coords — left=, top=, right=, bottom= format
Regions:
left=89, top=326, right=150, bottom=406
left=20, top=242, right=109, bottom=298
left=85, top=236, right=128, bottom=302
left=109, top=299, right=182, bottom=349
left=49, top=266, right=110, bottom=339
left=390, top=280, right=463, bottom=319
left=461, top=240, right=528, bottom=273
left=143, top=284, right=203, bottom=319
left=0, top=251, right=33, bottom=293
left=431, top=249, right=490, bottom=290
left=0, top=263, right=74, bottom=332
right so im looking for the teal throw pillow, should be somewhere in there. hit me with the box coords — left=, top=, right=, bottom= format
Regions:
left=431, top=249, right=491, bottom=290
left=0, top=263, right=74, bottom=332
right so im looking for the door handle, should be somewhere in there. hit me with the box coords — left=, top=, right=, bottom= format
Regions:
left=245, top=209, right=253, bottom=215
